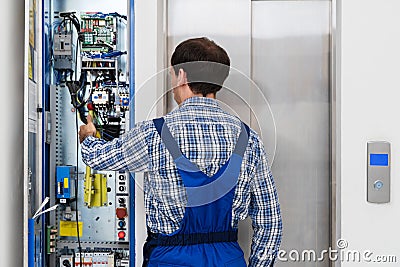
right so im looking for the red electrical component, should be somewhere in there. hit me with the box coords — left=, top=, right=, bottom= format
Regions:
left=116, top=207, right=127, bottom=219
left=118, top=231, right=126, bottom=239
left=87, top=102, right=94, bottom=110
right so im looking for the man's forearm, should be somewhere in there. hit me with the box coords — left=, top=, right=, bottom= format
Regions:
left=81, top=136, right=128, bottom=170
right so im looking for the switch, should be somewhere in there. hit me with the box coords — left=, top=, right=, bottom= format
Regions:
left=118, top=231, right=126, bottom=239
left=118, top=220, right=126, bottom=228
left=374, top=180, right=384, bottom=190
left=116, top=207, right=127, bottom=219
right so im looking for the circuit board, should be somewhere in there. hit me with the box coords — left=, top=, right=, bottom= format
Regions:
left=80, top=12, right=117, bottom=52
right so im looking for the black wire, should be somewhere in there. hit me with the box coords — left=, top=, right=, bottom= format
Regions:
left=75, top=112, right=83, bottom=267
left=101, top=130, right=115, bottom=140
left=75, top=34, right=79, bottom=82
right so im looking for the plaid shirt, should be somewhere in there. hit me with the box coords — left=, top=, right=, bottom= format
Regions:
left=81, top=96, right=282, bottom=266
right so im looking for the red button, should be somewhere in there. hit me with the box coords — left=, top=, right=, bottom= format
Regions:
left=116, top=207, right=127, bottom=219
left=118, top=231, right=126, bottom=239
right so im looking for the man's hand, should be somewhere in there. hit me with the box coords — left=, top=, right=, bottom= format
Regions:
left=79, top=115, right=97, bottom=143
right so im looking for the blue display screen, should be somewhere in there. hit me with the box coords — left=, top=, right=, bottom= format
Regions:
left=370, top=154, right=389, bottom=166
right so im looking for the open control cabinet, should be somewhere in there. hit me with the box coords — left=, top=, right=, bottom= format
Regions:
left=33, top=1, right=135, bottom=266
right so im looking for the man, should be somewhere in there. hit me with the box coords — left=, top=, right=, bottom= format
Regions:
left=79, top=37, right=282, bottom=266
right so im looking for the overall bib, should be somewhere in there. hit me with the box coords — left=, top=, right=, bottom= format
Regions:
left=143, top=117, right=250, bottom=267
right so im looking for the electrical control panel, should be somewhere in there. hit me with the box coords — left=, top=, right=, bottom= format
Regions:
left=45, top=3, right=131, bottom=267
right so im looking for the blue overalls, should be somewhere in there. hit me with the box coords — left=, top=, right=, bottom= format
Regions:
left=143, top=117, right=250, bottom=267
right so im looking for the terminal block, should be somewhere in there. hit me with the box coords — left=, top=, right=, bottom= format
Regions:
left=46, top=226, right=57, bottom=254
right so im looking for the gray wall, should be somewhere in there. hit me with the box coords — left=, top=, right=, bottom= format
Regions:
left=0, top=1, right=25, bottom=266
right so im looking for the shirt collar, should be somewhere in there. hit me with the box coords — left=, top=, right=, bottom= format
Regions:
left=180, top=96, right=221, bottom=109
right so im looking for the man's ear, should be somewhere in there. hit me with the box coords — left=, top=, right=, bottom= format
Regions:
left=177, top=68, right=188, bottom=86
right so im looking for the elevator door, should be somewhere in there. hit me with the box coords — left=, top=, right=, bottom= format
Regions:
left=167, top=1, right=331, bottom=266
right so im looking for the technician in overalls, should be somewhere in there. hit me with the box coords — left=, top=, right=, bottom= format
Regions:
left=79, top=37, right=282, bottom=266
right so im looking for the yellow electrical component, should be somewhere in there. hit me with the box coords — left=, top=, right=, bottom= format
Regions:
left=84, top=173, right=108, bottom=208
left=83, top=110, right=106, bottom=208
left=59, top=220, right=83, bottom=237
left=88, top=109, right=101, bottom=138
left=83, top=109, right=106, bottom=208
left=95, top=131, right=101, bottom=138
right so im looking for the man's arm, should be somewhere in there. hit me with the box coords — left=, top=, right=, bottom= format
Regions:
left=80, top=120, right=151, bottom=172
left=248, top=144, right=282, bottom=267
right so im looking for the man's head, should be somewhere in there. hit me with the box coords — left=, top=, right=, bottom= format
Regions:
left=170, top=37, right=230, bottom=104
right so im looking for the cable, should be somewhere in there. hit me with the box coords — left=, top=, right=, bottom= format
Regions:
left=101, top=130, right=115, bottom=140
left=75, top=112, right=83, bottom=267
left=74, top=24, right=84, bottom=266
left=74, top=34, right=79, bottom=81
left=66, top=38, right=92, bottom=124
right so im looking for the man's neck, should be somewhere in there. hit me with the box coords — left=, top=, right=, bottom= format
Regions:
left=178, top=95, right=216, bottom=106
left=189, top=93, right=216, bottom=99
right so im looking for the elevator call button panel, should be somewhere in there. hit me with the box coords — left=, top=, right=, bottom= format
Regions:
left=367, top=141, right=391, bottom=203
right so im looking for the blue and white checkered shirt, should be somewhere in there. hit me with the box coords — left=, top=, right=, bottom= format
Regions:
left=81, top=96, right=282, bottom=266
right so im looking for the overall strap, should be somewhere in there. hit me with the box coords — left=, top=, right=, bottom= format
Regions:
left=233, top=122, right=250, bottom=158
left=153, top=117, right=182, bottom=160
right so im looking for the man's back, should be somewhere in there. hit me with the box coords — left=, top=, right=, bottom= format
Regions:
left=80, top=37, right=281, bottom=267
left=82, top=96, right=282, bottom=266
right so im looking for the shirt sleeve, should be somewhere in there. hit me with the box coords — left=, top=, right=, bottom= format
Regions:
left=248, top=143, right=282, bottom=267
left=81, top=121, right=151, bottom=172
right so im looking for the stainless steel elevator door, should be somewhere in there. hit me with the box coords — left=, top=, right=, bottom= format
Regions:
left=167, top=1, right=331, bottom=266
left=251, top=1, right=331, bottom=266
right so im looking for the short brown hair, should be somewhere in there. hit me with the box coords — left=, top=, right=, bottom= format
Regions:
left=171, top=37, right=230, bottom=96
